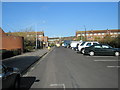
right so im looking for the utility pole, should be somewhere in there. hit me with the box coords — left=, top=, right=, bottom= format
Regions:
left=81, top=31, right=82, bottom=40
left=84, top=25, right=87, bottom=41
left=91, top=29, right=94, bottom=41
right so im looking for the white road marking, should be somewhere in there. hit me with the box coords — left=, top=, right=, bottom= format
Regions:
left=94, top=60, right=120, bottom=62
left=107, top=66, right=120, bottom=68
left=50, top=84, right=65, bottom=90
left=86, top=56, right=116, bottom=57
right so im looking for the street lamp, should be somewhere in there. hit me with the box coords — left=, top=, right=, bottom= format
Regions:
left=35, top=24, right=37, bottom=49
left=84, top=25, right=87, bottom=41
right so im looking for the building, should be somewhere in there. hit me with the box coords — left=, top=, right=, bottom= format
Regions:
left=48, top=36, right=76, bottom=46
left=76, top=29, right=120, bottom=41
left=48, top=37, right=60, bottom=44
left=7, top=31, right=44, bottom=41
left=7, top=31, right=48, bottom=48
left=0, top=28, right=24, bottom=52
left=61, top=36, right=76, bottom=41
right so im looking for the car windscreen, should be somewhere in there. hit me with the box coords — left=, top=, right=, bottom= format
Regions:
left=93, top=43, right=99, bottom=45
left=80, top=42, right=86, bottom=46
left=86, top=43, right=92, bottom=46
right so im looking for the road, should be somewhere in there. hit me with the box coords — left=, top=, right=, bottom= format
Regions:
left=22, top=47, right=119, bottom=89
left=3, top=49, right=48, bottom=74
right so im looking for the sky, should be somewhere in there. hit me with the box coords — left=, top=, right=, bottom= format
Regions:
left=1, top=0, right=120, bottom=2
left=2, top=2, right=118, bottom=37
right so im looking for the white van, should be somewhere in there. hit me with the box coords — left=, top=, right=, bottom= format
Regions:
left=78, top=41, right=99, bottom=54
left=70, top=40, right=82, bottom=50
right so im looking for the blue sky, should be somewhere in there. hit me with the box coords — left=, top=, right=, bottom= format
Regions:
left=2, top=2, right=118, bottom=37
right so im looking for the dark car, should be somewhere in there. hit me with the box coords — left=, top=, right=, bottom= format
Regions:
left=84, top=44, right=120, bottom=56
left=0, top=64, right=21, bottom=89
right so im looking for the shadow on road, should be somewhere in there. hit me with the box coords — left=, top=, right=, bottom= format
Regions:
left=20, top=76, right=39, bottom=89
left=2, top=56, right=40, bottom=74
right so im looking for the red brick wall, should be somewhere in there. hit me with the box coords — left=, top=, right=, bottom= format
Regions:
left=0, top=28, right=24, bottom=51
left=1, top=35, right=24, bottom=51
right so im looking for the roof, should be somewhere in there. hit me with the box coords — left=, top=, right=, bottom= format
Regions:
left=0, top=28, right=6, bottom=36
left=7, top=31, right=44, bottom=35
left=48, top=37, right=60, bottom=39
left=76, top=29, right=120, bottom=34
left=0, top=28, right=24, bottom=38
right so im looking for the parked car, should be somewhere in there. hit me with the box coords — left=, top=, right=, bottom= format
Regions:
left=70, top=40, right=83, bottom=50
left=63, top=43, right=70, bottom=48
left=56, top=44, right=60, bottom=47
left=74, top=41, right=83, bottom=51
left=63, top=40, right=71, bottom=48
left=0, top=64, right=21, bottom=89
left=84, top=44, right=120, bottom=56
left=78, top=41, right=99, bottom=54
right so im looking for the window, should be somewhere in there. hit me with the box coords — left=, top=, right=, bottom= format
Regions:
left=39, top=35, right=43, bottom=37
left=80, top=42, right=86, bottom=46
left=102, top=33, right=104, bottom=35
left=82, top=34, right=85, bottom=36
left=98, top=33, right=101, bottom=35
left=27, top=35, right=29, bottom=37
left=102, top=45, right=109, bottom=48
left=114, top=32, right=117, bottom=34
left=93, top=43, right=98, bottom=45
left=94, top=45, right=101, bottom=48
left=110, top=33, right=113, bottom=35
left=86, top=43, right=92, bottom=46
left=94, top=33, right=97, bottom=35
left=77, top=34, right=80, bottom=36
left=90, top=34, right=92, bottom=35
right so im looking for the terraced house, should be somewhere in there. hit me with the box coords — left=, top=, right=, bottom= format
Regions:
left=76, top=29, right=120, bottom=41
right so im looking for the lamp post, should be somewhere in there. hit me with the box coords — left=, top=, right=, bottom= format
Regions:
left=35, top=24, right=37, bottom=49
left=84, top=25, right=87, bottom=41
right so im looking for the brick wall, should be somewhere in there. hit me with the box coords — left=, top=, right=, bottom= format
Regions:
left=0, top=28, right=24, bottom=52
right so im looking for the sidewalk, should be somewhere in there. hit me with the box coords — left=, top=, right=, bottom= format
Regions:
left=2, top=48, right=49, bottom=74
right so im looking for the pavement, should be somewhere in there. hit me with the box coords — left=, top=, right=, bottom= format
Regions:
left=2, top=48, right=50, bottom=74
left=21, top=47, right=119, bottom=89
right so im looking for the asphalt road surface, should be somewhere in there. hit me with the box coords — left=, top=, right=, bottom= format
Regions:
left=22, top=47, right=119, bottom=89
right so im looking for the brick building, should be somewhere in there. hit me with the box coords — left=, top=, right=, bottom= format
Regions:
left=48, top=36, right=76, bottom=45
left=48, top=37, right=60, bottom=44
left=0, top=28, right=24, bottom=52
left=76, top=29, right=120, bottom=41
left=7, top=31, right=48, bottom=48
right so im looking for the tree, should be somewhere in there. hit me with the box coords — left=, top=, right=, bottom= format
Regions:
left=76, top=36, right=85, bottom=41
left=100, top=34, right=120, bottom=48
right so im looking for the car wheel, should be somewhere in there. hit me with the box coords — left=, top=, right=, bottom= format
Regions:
left=81, top=49, right=85, bottom=54
left=115, top=52, right=119, bottom=56
left=89, top=51, right=94, bottom=56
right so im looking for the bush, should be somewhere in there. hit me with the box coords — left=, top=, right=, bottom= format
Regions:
left=24, top=46, right=34, bottom=52
left=2, top=49, right=22, bottom=59
left=100, top=34, right=120, bottom=48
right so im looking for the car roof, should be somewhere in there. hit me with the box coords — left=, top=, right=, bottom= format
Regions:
left=84, top=41, right=99, bottom=43
left=92, top=43, right=109, bottom=46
